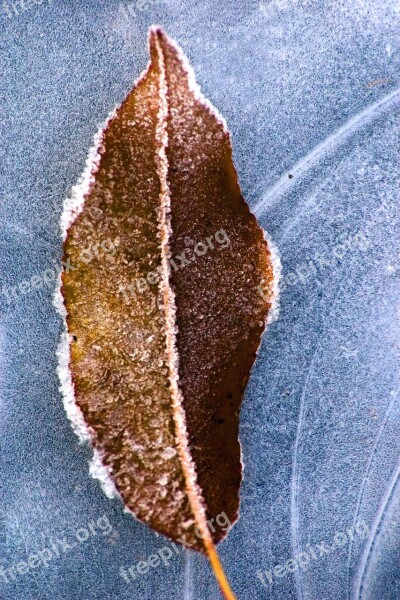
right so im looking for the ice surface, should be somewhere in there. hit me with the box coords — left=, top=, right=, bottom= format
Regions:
left=1, top=1, right=400, bottom=599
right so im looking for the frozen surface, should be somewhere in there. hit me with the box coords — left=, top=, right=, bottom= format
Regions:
left=1, top=1, right=400, bottom=599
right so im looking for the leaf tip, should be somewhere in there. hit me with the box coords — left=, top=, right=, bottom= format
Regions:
left=148, top=24, right=168, bottom=54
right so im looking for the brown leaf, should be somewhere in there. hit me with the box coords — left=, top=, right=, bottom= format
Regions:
left=57, top=26, right=275, bottom=595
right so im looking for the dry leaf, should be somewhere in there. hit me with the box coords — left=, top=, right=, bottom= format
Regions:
left=56, top=27, right=276, bottom=599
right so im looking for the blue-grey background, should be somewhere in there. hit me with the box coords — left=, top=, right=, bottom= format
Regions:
left=1, top=0, right=400, bottom=598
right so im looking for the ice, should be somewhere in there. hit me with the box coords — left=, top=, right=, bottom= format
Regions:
left=1, top=1, right=400, bottom=599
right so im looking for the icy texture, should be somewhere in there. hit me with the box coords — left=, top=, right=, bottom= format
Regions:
left=1, top=1, right=400, bottom=599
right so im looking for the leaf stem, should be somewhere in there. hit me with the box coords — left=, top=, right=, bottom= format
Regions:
left=204, top=538, right=237, bottom=600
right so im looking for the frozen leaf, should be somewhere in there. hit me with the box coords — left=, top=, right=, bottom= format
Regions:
left=57, top=27, right=276, bottom=599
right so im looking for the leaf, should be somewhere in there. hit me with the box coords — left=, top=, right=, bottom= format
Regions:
left=57, top=27, right=275, bottom=598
